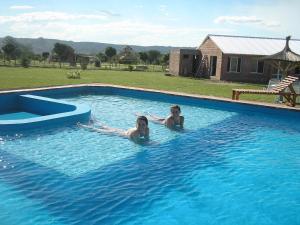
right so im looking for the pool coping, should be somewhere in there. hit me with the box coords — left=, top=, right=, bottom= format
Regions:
left=0, top=83, right=300, bottom=112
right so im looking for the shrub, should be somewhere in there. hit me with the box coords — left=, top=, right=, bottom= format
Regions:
left=67, top=70, right=81, bottom=79
left=94, top=60, right=101, bottom=67
left=21, top=56, right=31, bottom=68
left=128, top=65, right=133, bottom=72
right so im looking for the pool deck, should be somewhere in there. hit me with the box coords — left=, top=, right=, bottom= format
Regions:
left=1, top=83, right=300, bottom=112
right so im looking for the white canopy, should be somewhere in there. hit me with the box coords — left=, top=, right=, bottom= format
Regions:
left=200, top=34, right=300, bottom=56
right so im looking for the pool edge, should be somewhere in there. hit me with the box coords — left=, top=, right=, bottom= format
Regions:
left=1, top=83, right=299, bottom=112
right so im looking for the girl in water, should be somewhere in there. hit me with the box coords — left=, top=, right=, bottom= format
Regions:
left=146, top=105, right=184, bottom=129
left=79, top=116, right=149, bottom=142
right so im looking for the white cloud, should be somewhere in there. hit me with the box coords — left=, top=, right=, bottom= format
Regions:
left=261, top=21, right=281, bottom=28
left=96, top=10, right=120, bottom=17
left=10, top=5, right=34, bottom=10
left=6, top=19, right=233, bottom=46
left=214, top=15, right=280, bottom=28
left=214, top=16, right=261, bottom=24
left=0, top=9, right=234, bottom=46
left=245, top=0, right=300, bottom=37
left=0, top=11, right=110, bottom=24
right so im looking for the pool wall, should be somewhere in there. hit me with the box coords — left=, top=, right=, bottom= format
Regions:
left=0, top=93, right=91, bottom=132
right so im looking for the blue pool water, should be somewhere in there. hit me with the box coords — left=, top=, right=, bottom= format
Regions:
left=0, top=92, right=300, bottom=225
left=0, top=112, right=40, bottom=120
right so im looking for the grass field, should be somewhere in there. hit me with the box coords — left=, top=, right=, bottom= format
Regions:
left=0, top=66, right=275, bottom=103
left=0, top=60, right=165, bottom=72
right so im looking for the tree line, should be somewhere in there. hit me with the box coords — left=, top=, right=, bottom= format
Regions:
left=0, top=36, right=169, bottom=69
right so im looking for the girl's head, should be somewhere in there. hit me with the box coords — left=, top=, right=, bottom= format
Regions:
left=136, top=116, right=148, bottom=131
left=170, top=105, right=181, bottom=116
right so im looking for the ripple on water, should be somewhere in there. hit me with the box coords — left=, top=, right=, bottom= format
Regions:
left=0, top=94, right=299, bottom=225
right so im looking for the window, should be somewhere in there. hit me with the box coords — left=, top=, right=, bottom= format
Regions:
left=227, top=57, right=241, bottom=73
left=257, top=61, right=264, bottom=73
left=183, top=54, right=189, bottom=59
left=250, top=58, right=264, bottom=74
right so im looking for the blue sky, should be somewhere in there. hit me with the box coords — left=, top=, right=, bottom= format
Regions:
left=0, top=0, right=299, bottom=46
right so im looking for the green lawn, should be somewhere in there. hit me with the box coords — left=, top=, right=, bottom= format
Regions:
left=0, top=67, right=275, bottom=103
left=0, top=60, right=165, bottom=72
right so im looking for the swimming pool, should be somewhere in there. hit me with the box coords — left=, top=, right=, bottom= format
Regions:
left=0, top=86, right=299, bottom=225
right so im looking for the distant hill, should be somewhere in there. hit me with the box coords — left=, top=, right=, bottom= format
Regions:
left=0, top=37, right=186, bottom=55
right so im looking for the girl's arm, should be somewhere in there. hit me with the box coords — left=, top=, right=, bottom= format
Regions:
left=147, top=114, right=165, bottom=124
left=180, top=116, right=184, bottom=128
left=144, top=128, right=150, bottom=140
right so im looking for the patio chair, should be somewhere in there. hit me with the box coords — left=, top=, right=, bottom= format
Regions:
left=232, top=76, right=299, bottom=106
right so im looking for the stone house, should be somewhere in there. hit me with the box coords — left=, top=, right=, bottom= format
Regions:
left=169, top=49, right=200, bottom=76
left=169, top=34, right=300, bottom=83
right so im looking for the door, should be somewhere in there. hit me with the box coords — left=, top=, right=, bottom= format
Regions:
left=192, top=55, right=200, bottom=74
left=209, top=56, right=217, bottom=76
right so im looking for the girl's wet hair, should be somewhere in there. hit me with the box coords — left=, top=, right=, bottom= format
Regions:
left=171, top=105, right=181, bottom=112
left=137, top=116, right=148, bottom=125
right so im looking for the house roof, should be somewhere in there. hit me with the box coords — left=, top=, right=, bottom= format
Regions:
left=200, top=34, right=300, bottom=56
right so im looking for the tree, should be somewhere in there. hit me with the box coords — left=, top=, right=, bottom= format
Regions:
left=20, top=56, right=31, bottom=68
left=42, top=52, right=50, bottom=62
left=105, top=47, right=117, bottom=64
left=0, top=50, right=3, bottom=62
left=53, top=43, right=75, bottom=68
left=2, top=36, right=17, bottom=63
left=96, top=52, right=107, bottom=62
left=2, top=43, right=16, bottom=63
left=33, top=54, right=42, bottom=62
left=19, top=48, right=33, bottom=68
left=94, top=60, right=101, bottom=67
left=76, top=54, right=89, bottom=70
left=1, top=36, right=33, bottom=65
left=118, top=46, right=138, bottom=64
left=139, top=52, right=148, bottom=64
left=161, top=53, right=169, bottom=65
left=1, top=36, right=22, bottom=64
left=148, top=50, right=161, bottom=64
